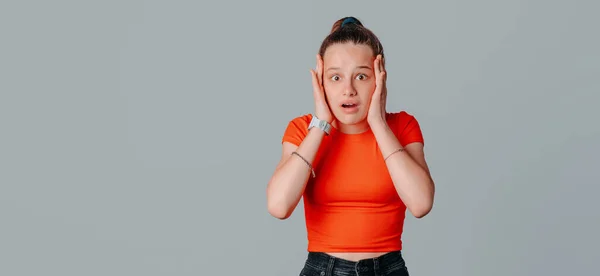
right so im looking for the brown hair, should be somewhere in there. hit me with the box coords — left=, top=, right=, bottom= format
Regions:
left=318, top=16, right=384, bottom=59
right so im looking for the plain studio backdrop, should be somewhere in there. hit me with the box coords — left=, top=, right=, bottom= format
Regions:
left=1, top=0, right=598, bottom=275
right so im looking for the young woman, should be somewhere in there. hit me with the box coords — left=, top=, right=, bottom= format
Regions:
left=266, top=16, right=435, bottom=276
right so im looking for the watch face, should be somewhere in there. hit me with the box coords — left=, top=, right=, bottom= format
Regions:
left=319, top=121, right=326, bottom=128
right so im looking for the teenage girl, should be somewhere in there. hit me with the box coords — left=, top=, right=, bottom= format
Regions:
left=266, top=16, right=435, bottom=276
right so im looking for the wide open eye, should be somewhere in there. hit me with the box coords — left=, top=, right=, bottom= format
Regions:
left=330, top=75, right=340, bottom=81
left=355, top=73, right=368, bottom=80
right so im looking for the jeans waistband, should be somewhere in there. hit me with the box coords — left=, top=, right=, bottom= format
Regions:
left=303, top=251, right=407, bottom=276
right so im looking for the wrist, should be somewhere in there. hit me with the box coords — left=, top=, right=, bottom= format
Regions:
left=309, top=115, right=332, bottom=135
left=368, top=117, right=387, bottom=129
left=370, top=119, right=390, bottom=136
left=307, top=127, right=328, bottom=138
left=315, top=115, right=333, bottom=124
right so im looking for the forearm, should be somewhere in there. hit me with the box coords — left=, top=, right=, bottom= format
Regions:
left=370, top=121, right=434, bottom=218
left=267, top=128, right=326, bottom=219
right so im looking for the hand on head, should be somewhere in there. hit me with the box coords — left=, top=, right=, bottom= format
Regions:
left=310, top=54, right=335, bottom=124
left=367, top=54, right=388, bottom=125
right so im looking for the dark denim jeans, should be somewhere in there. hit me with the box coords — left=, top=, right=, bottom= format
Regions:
left=299, top=251, right=409, bottom=276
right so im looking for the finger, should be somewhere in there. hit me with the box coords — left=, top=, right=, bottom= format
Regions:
left=371, top=86, right=381, bottom=103
left=375, top=56, right=384, bottom=87
left=312, top=69, right=328, bottom=103
left=373, top=56, right=380, bottom=88
left=378, top=55, right=386, bottom=82
left=317, top=54, right=323, bottom=86
left=310, top=69, right=320, bottom=94
left=381, top=56, right=387, bottom=81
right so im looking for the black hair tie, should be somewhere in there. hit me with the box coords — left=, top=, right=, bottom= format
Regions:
left=341, top=17, right=358, bottom=27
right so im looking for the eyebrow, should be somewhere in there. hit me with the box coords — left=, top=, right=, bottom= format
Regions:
left=326, top=65, right=372, bottom=72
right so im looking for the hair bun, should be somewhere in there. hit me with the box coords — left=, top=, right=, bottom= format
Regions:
left=329, top=16, right=363, bottom=34
left=341, top=17, right=361, bottom=27
left=321, top=16, right=383, bottom=58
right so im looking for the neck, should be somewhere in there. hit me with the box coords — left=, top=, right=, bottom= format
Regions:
left=333, top=120, right=370, bottom=134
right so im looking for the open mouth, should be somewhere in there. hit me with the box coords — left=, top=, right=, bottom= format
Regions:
left=341, top=103, right=358, bottom=108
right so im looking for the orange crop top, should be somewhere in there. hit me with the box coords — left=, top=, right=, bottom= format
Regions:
left=281, top=111, right=424, bottom=252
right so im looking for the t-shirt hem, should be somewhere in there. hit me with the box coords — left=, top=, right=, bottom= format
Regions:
left=307, top=244, right=403, bottom=253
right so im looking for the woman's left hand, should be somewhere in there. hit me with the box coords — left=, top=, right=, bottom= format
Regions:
left=367, top=54, right=387, bottom=126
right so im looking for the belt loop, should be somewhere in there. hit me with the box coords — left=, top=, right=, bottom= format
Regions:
left=373, top=257, right=380, bottom=276
left=326, top=255, right=335, bottom=276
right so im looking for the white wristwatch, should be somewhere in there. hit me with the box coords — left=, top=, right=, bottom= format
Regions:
left=308, top=115, right=332, bottom=135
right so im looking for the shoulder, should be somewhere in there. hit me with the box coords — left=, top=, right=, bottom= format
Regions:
left=386, top=110, right=418, bottom=127
left=281, top=113, right=313, bottom=146
left=288, top=113, right=313, bottom=127
left=385, top=110, right=425, bottom=145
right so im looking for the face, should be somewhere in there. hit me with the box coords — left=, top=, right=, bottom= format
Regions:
left=322, top=42, right=376, bottom=126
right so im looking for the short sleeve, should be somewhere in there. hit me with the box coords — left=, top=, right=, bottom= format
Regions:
left=390, top=111, right=424, bottom=146
left=281, top=114, right=312, bottom=146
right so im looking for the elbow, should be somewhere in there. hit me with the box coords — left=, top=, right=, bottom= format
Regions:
left=266, top=189, right=293, bottom=220
left=411, top=205, right=432, bottom=219
left=409, top=197, right=434, bottom=219
left=411, top=180, right=435, bottom=219
left=267, top=185, right=292, bottom=220
left=267, top=201, right=291, bottom=220
left=266, top=176, right=298, bottom=220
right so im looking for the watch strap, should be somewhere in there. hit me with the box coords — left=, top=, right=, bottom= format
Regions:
left=308, top=115, right=331, bottom=135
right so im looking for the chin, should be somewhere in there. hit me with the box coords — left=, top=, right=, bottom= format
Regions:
left=334, top=112, right=367, bottom=125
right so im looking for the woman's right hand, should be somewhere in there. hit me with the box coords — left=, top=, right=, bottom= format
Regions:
left=310, top=54, right=334, bottom=124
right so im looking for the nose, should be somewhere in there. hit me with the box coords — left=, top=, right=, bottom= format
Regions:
left=342, top=81, right=357, bottom=96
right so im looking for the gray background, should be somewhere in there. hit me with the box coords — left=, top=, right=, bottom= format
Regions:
left=1, top=0, right=598, bottom=275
